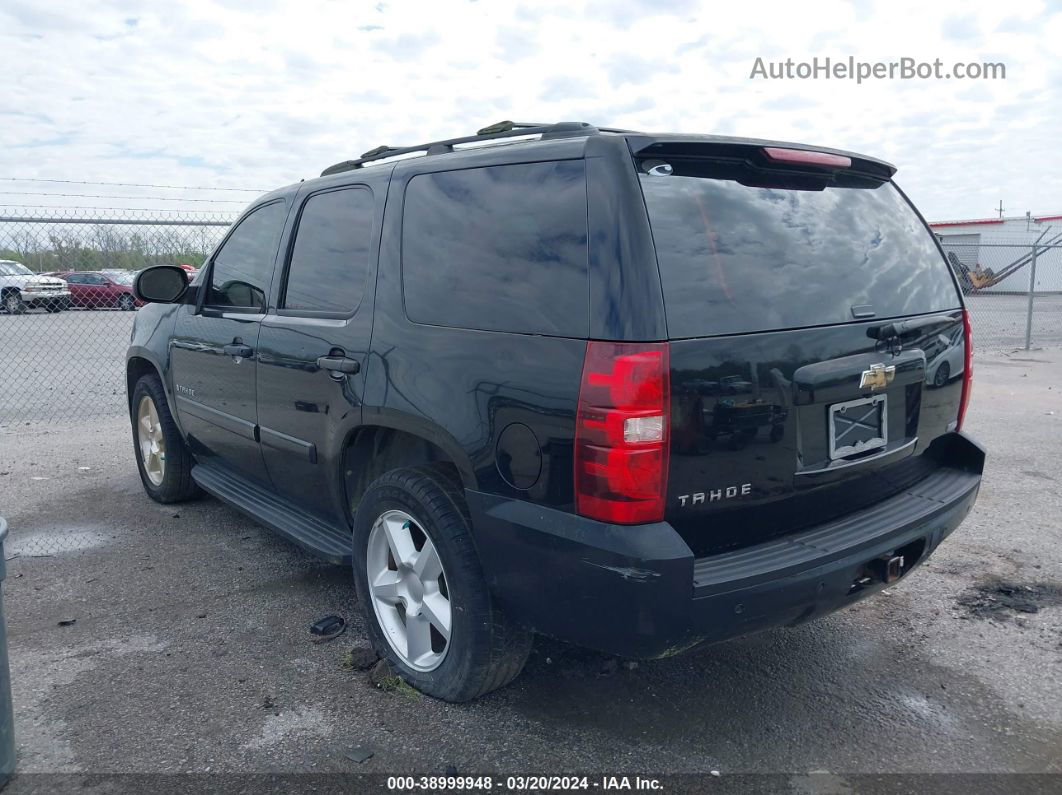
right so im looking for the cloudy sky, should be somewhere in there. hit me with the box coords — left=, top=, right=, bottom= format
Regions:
left=1, top=0, right=1058, bottom=222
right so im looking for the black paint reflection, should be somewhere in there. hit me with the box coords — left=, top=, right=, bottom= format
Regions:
left=402, top=160, right=589, bottom=337
left=640, top=165, right=960, bottom=339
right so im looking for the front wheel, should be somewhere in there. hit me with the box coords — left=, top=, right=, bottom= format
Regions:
left=933, top=362, right=951, bottom=388
left=118, top=294, right=135, bottom=311
left=131, top=373, right=199, bottom=503
left=2, top=291, right=25, bottom=315
left=352, top=466, right=532, bottom=702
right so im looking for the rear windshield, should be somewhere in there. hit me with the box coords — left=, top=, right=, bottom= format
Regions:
left=639, top=160, right=960, bottom=338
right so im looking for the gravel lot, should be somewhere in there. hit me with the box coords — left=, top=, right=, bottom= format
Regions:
left=0, top=314, right=1060, bottom=790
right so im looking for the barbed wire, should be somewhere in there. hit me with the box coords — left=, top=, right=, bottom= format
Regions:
left=0, top=177, right=267, bottom=192
left=0, top=204, right=238, bottom=215
left=0, top=191, right=247, bottom=203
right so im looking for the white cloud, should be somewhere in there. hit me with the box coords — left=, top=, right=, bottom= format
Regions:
left=0, top=0, right=1058, bottom=220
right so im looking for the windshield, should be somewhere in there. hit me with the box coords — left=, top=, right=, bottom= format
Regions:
left=103, top=270, right=135, bottom=285
left=639, top=160, right=961, bottom=338
left=0, top=261, right=33, bottom=277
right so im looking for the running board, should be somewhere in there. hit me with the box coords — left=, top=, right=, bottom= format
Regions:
left=191, top=462, right=352, bottom=565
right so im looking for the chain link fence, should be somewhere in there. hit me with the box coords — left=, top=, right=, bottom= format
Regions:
left=1, top=207, right=234, bottom=427
left=1, top=211, right=1060, bottom=433
left=0, top=207, right=1060, bottom=559
left=1, top=207, right=235, bottom=557
left=938, top=233, right=1062, bottom=351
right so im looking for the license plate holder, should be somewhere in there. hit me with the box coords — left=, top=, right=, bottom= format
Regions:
left=829, top=394, right=887, bottom=460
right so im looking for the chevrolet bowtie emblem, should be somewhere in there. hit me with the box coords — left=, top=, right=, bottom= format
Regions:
left=860, top=363, right=896, bottom=391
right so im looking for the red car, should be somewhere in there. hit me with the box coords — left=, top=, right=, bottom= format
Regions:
left=48, top=270, right=143, bottom=310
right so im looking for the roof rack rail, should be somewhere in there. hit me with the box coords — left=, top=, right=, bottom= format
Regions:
left=320, top=121, right=620, bottom=177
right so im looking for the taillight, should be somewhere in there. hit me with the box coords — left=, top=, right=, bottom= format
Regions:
left=574, top=341, right=670, bottom=524
left=763, top=146, right=852, bottom=169
left=956, top=309, right=974, bottom=431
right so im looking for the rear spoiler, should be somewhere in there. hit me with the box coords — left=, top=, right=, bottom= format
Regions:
left=625, top=135, right=897, bottom=181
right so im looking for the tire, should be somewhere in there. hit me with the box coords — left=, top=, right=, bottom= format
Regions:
left=933, top=362, right=950, bottom=388
left=352, top=466, right=532, bottom=702
left=118, top=294, right=135, bottom=311
left=130, top=373, right=199, bottom=503
left=2, top=290, right=25, bottom=315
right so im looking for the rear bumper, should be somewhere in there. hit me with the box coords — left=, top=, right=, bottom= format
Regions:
left=466, top=432, right=984, bottom=659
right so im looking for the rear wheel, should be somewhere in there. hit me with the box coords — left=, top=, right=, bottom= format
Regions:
left=131, top=373, right=199, bottom=503
left=933, top=362, right=951, bottom=387
left=2, top=290, right=25, bottom=315
left=352, top=466, right=532, bottom=701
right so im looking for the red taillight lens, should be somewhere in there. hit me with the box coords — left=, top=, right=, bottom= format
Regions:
left=956, top=309, right=974, bottom=431
left=575, top=341, right=670, bottom=524
left=763, top=146, right=852, bottom=169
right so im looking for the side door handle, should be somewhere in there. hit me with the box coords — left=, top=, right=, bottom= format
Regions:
left=223, top=343, right=253, bottom=358
left=316, top=355, right=360, bottom=376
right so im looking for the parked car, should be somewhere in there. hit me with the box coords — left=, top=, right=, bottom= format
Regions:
left=48, top=270, right=142, bottom=310
left=0, top=260, right=70, bottom=314
left=925, top=325, right=966, bottom=387
left=177, top=264, right=199, bottom=282
left=126, top=121, right=984, bottom=702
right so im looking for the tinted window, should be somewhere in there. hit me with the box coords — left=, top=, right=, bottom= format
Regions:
left=640, top=163, right=960, bottom=338
left=207, top=201, right=286, bottom=310
left=65, top=274, right=84, bottom=284
left=283, top=187, right=373, bottom=313
left=402, top=160, right=588, bottom=336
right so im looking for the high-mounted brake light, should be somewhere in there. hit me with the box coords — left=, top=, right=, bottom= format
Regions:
left=763, top=147, right=852, bottom=169
left=574, top=341, right=670, bottom=524
left=956, top=309, right=974, bottom=431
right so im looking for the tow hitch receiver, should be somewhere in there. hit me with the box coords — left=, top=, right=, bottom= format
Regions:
left=868, top=554, right=905, bottom=585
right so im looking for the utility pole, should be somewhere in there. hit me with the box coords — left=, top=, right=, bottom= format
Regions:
left=996, top=200, right=1005, bottom=219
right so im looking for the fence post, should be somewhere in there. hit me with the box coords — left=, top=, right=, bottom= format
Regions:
left=1024, top=243, right=1038, bottom=350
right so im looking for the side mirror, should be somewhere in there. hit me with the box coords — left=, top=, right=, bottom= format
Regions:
left=134, top=265, right=190, bottom=304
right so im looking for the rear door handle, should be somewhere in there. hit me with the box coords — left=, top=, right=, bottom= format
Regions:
left=316, top=355, right=360, bottom=376
left=223, top=343, right=253, bottom=358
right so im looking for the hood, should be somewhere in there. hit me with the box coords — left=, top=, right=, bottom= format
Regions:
left=12, top=274, right=67, bottom=287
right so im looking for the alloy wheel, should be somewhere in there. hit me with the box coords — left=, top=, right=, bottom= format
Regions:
left=366, top=509, right=452, bottom=672
left=137, top=395, right=166, bottom=486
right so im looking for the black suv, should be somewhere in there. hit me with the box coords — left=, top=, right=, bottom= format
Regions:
left=127, top=121, right=984, bottom=701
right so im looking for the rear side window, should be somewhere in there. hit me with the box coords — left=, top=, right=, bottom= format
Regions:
left=283, top=187, right=374, bottom=314
left=402, top=160, right=588, bottom=336
left=639, top=162, right=960, bottom=338
left=207, top=201, right=286, bottom=310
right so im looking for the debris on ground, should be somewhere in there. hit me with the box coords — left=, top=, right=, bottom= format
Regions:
left=343, top=746, right=375, bottom=764
left=368, top=659, right=396, bottom=689
left=342, top=646, right=380, bottom=672
left=956, top=580, right=1062, bottom=621
left=261, top=695, right=276, bottom=710
left=57, top=618, right=76, bottom=626
left=310, top=614, right=346, bottom=643
left=367, top=659, right=419, bottom=698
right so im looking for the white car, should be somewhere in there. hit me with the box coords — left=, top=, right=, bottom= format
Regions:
left=0, top=260, right=71, bottom=314
left=925, top=325, right=965, bottom=388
